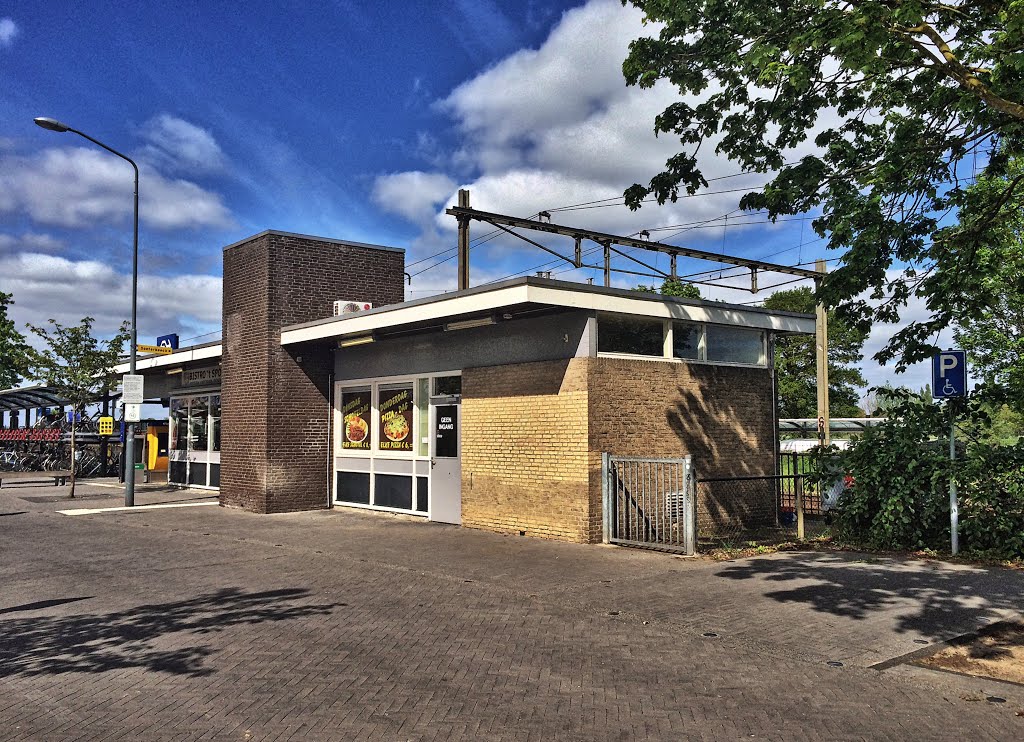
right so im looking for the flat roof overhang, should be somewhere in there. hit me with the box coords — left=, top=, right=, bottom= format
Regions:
left=112, top=341, right=222, bottom=375
left=280, top=276, right=816, bottom=347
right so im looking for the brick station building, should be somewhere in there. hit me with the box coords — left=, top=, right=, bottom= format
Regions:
left=121, top=230, right=815, bottom=544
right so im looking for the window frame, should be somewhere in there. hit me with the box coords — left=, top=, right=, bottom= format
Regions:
left=596, top=312, right=766, bottom=368
left=333, top=371, right=461, bottom=516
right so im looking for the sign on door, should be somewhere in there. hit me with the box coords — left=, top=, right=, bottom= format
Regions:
left=435, top=405, right=458, bottom=458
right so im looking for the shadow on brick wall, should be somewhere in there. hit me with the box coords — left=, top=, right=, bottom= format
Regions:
left=664, top=371, right=778, bottom=535
left=0, top=587, right=339, bottom=678
left=664, top=371, right=774, bottom=478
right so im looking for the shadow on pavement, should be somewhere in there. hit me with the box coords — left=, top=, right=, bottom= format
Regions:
left=0, top=597, right=93, bottom=615
left=0, top=587, right=339, bottom=678
left=715, top=552, right=1024, bottom=638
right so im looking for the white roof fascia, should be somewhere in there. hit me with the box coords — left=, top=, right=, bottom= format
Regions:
left=113, top=344, right=222, bottom=374
left=280, top=284, right=532, bottom=345
left=524, top=286, right=815, bottom=333
left=281, top=282, right=814, bottom=345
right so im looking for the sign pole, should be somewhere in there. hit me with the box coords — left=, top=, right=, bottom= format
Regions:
left=949, top=401, right=958, bottom=555
left=933, top=349, right=966, bottom=556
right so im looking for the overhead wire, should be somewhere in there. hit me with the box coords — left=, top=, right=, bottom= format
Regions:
left=405, top=160, right=811, bottom=281
left=177, top=329, right=220, bottom=343
left=544, top=166, right=788, bottom=214
left=405, top=162, right=784, bottom=273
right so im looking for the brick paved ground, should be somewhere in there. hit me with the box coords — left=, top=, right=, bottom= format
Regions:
left=1, top=480, right=1023, bottom=741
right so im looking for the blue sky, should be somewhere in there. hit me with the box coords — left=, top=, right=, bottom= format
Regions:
left=0, top=0, right=936, bottom=393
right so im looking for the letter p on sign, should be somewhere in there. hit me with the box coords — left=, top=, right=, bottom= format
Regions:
left=932, top=350, right=967, bottom=399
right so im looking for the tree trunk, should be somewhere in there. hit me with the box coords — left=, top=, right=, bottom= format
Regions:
left=68, top=411, right=76, bottom=499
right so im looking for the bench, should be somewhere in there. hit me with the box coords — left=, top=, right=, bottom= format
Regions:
left=0, top=470, right=73, bottom=488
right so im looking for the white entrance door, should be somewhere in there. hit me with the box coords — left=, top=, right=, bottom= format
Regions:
left=429, top=403, right=461, bottom=524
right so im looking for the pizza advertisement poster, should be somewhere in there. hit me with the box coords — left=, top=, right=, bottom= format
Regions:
left=378, top=386, right=413, bottom=451
left=341, top=390, right=371, bottom=450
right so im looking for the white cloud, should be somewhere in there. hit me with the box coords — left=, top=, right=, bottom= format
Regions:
left=0, top=231, right=64, bottom=255
left=390, top=0, right=940, bottom=408
left=441, top=1, right=642, bottom=155
left=414, top=0, right=780, bottom=248
left=0, top=18, right=18, bottom=48
left=0, top=252, right=221, bottom=346
left=139, top=114, right=227, bottom=175
left=0, top=147, right=234, bottom=230
left=372, top=171, right=456, bottom=225
left=858, top=281, right=949, bottom=393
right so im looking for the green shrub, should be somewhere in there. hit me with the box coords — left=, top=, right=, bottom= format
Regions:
left=819, top=390, right=1024, bottom=558
left=957, top=441, right=1024, bottom=557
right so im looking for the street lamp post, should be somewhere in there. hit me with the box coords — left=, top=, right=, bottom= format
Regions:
left=34, top=116, right=139, bottom=507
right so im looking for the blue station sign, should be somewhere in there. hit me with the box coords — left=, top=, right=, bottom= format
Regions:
left=156, top=333, right=179, bottom=350
left=932, top=350, right=967, bottom=399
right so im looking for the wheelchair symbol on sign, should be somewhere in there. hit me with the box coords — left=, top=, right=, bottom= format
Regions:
left=933, top=350, right=966, bottom=399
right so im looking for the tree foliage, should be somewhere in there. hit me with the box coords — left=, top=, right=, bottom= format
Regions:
left=623, top=0, right=1024, bottom=369
left=762, top=287, right=867, bottom=417
left=25, top=317, right=129, bottom=496
left=634, top=277, right=701, bottom=298
left=0, top=292, right=31, bottom=389
left=952, top=161, right=1024, bottom=411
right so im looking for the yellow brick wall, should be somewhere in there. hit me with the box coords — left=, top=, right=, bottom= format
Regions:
left=461, top=358, right=593, bottom=542
left=461, top=356, right=775, bottom=545
left=587, top=357, right=775, bottom=477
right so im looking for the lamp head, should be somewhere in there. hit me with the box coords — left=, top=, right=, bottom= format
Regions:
left=34, top=117, right=71, bottom=133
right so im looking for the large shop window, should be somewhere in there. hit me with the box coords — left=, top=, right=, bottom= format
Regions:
left=378, top=384, right=413, bottom=452
left=335, top=375, right=457, bottom=515
left=340, top=388, right=371, bottom=450
left=171, top=399, right=188, bottom=451
left=189, top=397, right=209, bottom=452
left=672, top=322, right=702, bottom=360
left=210, top=395, right=221, bottom=452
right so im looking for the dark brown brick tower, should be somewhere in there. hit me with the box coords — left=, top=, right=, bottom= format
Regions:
left=220, top=231, right=404, bottom=512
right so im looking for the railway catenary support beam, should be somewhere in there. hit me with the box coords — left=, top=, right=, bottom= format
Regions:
left=446, top=197, right=832, bottom=430
left=445, top=203, right=822, bottom=280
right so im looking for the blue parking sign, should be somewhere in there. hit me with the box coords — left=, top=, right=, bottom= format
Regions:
left=932, top=350, right=967, bottom=398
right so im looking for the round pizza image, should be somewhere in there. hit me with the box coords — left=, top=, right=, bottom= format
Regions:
left=382, top=415, right=410, bottom=442
left=344, top=414, right=368, bottom=443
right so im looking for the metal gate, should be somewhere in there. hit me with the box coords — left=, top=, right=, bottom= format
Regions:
left=602, top=454, right=696, bottom=555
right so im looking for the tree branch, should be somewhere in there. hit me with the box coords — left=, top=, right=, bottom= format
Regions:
left=896, top=21, right=1024, bottom=120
